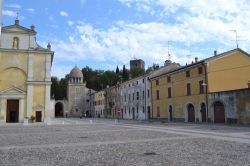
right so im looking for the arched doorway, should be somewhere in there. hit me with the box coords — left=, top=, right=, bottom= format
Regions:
left=55, top=102, right=64, bottom=117
left=214, top=101, right=225, bottom=123
left=187, top=104, right=195, bottom=122
left=147, top=106, right=151, bottom=120
left=200, top=103, right=206, bottom=122
left=169, top=105, right=173, bottom=121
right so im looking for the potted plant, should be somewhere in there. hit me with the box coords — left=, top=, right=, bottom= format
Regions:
left=30, top=115, right=35, bottom=123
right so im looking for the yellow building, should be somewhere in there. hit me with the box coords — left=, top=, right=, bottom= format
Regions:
left=94, top=90, right=105, bottom=118
left=151, top=59, right=206, bottom=122
left=0, top=19, right=54, bottom=123
left=151, top=48, right=250, bottom=124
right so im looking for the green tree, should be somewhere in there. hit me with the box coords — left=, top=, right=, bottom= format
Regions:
left=130, top=68, right=145, bottom=78
left=51, top=77, right=60, bottom=100
left=81, top=66, right=121, bottom=91
left=51, top=77, right=68, bottom=100
left=116, top=66, right=119, bottom=74
left=122, top=65, right=129, bottom=81
left=59, top=78, right=68, bottom=100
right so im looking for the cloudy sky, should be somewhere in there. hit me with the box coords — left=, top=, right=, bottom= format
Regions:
left=2, top=0, right=250, bottom=78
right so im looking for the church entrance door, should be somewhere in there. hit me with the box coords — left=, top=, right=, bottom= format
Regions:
left=36, top=111, right=42, bottom=122
left=6, top=100, right=19, bottom=123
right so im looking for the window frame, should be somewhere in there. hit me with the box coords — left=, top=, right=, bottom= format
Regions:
left=156, top=79, right=159, bottom=85
left=186, top=83, right=191, bottom=96
left=186, top=70, right=190, bottom=78
left=198, top=67, right=203, bottom=74
left=168, top=87, right=172, bottom=98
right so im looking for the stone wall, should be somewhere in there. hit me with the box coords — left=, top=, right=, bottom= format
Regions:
left=209, top=89, right=250, bottom=124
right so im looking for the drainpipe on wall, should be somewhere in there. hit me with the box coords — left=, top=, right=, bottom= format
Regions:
left=204, top=62, right=209, bottom=123
left=150, top=78, right=153, bottom=120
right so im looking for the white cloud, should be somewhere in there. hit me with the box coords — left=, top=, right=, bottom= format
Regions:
left=48, top=0, right=250, bottom=77
left=2, top=10, right=16, bottom=17
left=60, top=11, right=68, bottom=17
left=26, top=8, right=35, bottom=13
left=67, top=20, right=74, bottom=26
left=5, top=3, right=21, bottom=9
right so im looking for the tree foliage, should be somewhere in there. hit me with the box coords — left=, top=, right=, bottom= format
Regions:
left=122, top=65, right=129, bottom=81
left=130, top=68, right=145, bottom=78
left=51, top=77, right=68, bottom=100
left=81, top=66, right=121, bottom=91
left=51, top=65, right=147, bottom=96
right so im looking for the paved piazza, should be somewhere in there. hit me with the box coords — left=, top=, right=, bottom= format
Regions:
left=0, top=119, right=250, bottom=166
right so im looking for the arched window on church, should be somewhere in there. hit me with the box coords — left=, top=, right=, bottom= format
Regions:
left=13, top=37, right=19, bottom=49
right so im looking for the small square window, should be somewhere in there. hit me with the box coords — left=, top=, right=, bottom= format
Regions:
left=199, top=80, right=204, bottom=94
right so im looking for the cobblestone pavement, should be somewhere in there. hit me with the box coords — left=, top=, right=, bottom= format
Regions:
left=0, top=118, right=250, bottom=166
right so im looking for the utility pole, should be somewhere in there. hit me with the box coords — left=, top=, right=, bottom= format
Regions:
left=167, top=41, right=171, bottom=61
left=230, top=30, right=239, bottom=48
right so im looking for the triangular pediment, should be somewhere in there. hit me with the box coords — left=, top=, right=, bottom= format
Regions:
left=2, top=25, right=36, bottom=34
left=0, top=85, right=26, bottom=95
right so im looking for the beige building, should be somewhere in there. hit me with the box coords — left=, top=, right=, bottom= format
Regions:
left=0, top=19, right=54, bottom=123
left=94, top=90, right=105, bottom=118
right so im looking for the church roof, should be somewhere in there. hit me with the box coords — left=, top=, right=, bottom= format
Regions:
left=69, top=66, right=83, bottom=78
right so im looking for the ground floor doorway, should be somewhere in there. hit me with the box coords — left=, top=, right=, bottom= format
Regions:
left=55, top=102, right=64, bottom=117
left=147, top=106, right=151, bottom=120
left=6, top=100, right=19, bottom=123
left=36, top=111, right=42, bottom=122
left=214, top=101, right=225, bottom=123
left=169, top=105, right=173, bottom=121
left=201, top=103, right=206, bottom=122
left=187, top=104, right=195, bottom=122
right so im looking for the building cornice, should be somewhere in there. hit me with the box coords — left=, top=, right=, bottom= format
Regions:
left=26, top=81, right=52, bottom=85
left=0, top=48, right=54, bottom=54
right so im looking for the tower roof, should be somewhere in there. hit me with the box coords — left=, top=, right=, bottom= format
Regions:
left=69, top=66, right=83, bottom=78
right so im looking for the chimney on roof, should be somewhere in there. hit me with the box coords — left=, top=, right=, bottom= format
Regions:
left=164, top=60, right=172, bottom=66
left=195, top=57, right=198, bottom=63
left=214, top=50, right=217, bottom=56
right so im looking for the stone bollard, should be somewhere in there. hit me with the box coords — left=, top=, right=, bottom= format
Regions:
left=115, top=119, right=118, bottom=124
left=62, top=121, right=65, bottom=125
left=46, top=118, right=51, bottom=125
left=89, top=120, right=93, bottom=124
left=23, top=118, right=29, bottom=126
